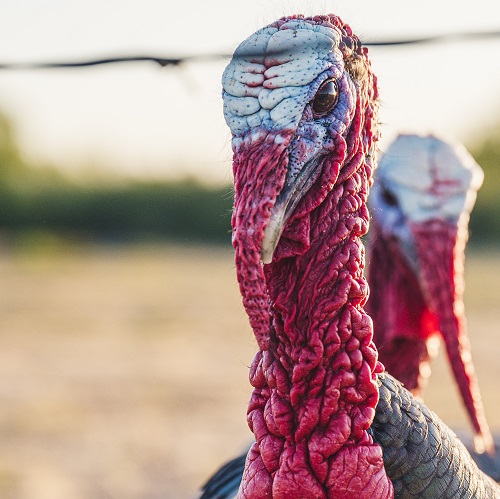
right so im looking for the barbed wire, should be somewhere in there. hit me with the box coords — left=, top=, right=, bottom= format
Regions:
left=0, top=30, right=499, bottom=70
left=365, top=30, right=500, bottom=45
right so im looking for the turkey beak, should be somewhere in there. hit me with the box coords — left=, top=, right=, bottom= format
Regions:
left=261, top=154, right=324, bottom=264
left=261, top=206, right=285, bottom=265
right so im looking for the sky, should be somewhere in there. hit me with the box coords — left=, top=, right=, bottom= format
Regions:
left=0, top=0, right=499, bottom=183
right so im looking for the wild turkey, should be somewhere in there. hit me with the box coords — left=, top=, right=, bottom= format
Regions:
left=200, top=13, right=500, bottom=498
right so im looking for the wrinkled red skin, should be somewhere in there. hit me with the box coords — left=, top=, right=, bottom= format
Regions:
left=232, top=130, right=294, bottom=352
left=412, top=219, right=492, bottom=446
left=231, top=15, right=393, bottom=498
left=368, top=217, right=492, bottom=449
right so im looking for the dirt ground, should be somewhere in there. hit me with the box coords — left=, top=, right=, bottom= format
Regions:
left=0, top=241, right=498, bottom=498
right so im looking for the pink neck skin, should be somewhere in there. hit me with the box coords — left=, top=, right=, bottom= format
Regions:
left=233, top=135, right=393, bottom=498
left=367, top=219, right=439, bottom=393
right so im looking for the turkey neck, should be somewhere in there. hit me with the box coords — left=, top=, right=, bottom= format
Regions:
left=367, top=219, right=437, bottom=393
left=238, top=158, right=393, bottom=498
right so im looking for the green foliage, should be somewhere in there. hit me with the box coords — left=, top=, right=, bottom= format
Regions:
left=0, top=110, right=233, bottom=244
left=0, top=179, right=234, bottom=244
left=469, top=128, right=500, bottom=244
left=0, top=112, right=30, bottom=189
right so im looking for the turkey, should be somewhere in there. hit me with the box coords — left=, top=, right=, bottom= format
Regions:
left=200, top=13, right=500, bottom=498
left=198, top=136, right=500, bottom=497
left=367, top=133, right=494, bottom=455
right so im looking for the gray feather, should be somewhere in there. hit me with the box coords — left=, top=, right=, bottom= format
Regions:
left=199, top=373, right=500, bottom=498
left=373, top=373, right=500, bottom=498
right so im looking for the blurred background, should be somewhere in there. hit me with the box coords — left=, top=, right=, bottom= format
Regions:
left=0, top=1, right=499, bottom=497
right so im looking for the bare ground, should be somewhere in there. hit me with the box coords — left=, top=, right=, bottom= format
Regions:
left=0, top=242, right=498, bottom=498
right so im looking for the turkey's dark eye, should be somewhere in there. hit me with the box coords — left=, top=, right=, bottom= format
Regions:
left=312, top=79, right=338, bottom=116
left=381, top=187, right=398, bottom=207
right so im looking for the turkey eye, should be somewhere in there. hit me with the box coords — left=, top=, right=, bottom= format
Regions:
left=381, top=187, right=398, bottom=207
left=312, top=79, right=338, bottom=116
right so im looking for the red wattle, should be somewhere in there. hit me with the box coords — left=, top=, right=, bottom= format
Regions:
left=411, top=219, right=492, bottom=446
left=232, top=131, right=294, bottom=351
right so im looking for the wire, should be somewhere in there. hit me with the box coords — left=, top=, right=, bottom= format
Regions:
left=0, top=30, right=499, bottom=70
left=0, top=56, right=183, bottom=70
left=364, top=30, right=500, bottom=46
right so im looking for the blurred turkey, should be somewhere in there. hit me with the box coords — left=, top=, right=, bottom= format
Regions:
left=367, top=134, right=495, bottom=457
